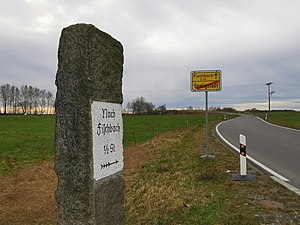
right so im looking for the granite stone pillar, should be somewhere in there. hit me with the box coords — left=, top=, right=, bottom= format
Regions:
left=55, top=23, right=124, bottom=225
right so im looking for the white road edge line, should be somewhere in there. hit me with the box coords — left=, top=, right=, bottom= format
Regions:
left=271, top=176, right=300, bottom=196
left=216, top=120, right=300, bottom=196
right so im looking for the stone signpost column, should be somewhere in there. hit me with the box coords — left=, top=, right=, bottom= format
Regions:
left=55, top=23, right=124, bottom=225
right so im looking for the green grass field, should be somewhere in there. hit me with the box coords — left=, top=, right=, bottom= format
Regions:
left=254, top=111, right=300, bottom=129
left=0, top=113, right=224, bottom=174
left=123, top=113, right=223, bottom=147
left=0, top=115, right=55, bottom=174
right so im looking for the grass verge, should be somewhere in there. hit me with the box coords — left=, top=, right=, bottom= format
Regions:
left=125, top=123, right=300, bottom=224
left=253, top=111, right=300, bottom=130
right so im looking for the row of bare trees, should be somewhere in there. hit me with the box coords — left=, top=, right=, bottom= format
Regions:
left=0, top=83, right=55, bottom=115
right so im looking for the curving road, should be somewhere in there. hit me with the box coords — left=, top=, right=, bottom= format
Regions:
left=216, top=115, right=300, bottom=190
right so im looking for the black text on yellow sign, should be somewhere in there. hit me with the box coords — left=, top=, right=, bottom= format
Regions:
left=190, top=70, right=222, bottom=92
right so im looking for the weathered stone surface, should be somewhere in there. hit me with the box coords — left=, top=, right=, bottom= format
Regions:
left=55, top=23, right=124, bottom=225
left=95, top=172, right=125, bottom=225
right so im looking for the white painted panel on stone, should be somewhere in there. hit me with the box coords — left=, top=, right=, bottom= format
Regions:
left=91, top=101, right=124, bottom=180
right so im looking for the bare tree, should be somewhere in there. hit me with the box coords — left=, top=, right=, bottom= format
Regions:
left=20, top=85, right=29, bottom=114
left=145, top=102, right=155, bottom=115
left=9, top=85, right=15, bottom=114
left=39, top=89, right=47, bottom=114
left=46, top=90, right=54, bottom=114
left=28, top=86, right=33, bottom=114
left=32, top=87, right=41, bottom=114
left=127, top=96, right=156, bottom=115
left=156, top=104, right=167, bottom=114
left=14, top=87, right=20, bottom=114
left=0, top=83, right=11, bottom=114
left=128, top=96, right=146, bottom=114
left=8, top=85, right=20, bottom=114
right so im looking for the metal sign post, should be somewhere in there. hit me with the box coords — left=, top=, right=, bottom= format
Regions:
left=205, top=90, right=209, bottom=157
left=190, top=70, right=222, bottom=158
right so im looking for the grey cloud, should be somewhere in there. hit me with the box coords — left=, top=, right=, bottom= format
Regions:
left=1, top=0, right=300, bottom=110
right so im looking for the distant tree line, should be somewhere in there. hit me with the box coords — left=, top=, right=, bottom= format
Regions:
left=209, top=106, right=238, bottom=113
left=0, top=83, right=55, bottom=115
left=126, top=96, right=166, bottom=115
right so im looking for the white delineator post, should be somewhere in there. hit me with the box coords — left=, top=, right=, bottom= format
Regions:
left=232, top=134, right=255, bottom=181
left=239, top=134, right=247, bottom=176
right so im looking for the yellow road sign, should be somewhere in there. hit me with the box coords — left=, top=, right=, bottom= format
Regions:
left=190, top=70, right=222, bottom=92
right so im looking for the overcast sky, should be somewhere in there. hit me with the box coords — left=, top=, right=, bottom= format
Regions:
left=1, top=0, right=300, bottom=110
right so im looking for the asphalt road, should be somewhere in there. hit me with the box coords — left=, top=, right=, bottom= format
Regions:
left=216, top=115, right=300, bottom=189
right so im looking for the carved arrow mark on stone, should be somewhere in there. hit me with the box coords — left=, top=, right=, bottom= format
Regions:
left=100, top=159, right=119, bottom=169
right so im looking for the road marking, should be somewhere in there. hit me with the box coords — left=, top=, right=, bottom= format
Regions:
left=215, top=120, right=289, bottom=182
left=271, top=176, right=300, bottom=196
